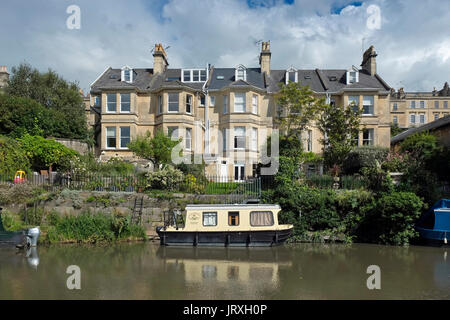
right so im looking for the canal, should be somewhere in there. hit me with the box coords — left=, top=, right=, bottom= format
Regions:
left=0, top=243, right=448, bottom=299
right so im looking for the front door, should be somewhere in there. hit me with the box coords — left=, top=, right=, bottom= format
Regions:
left=220, top=161, right=228, bottom=182
left=234, top=164, right=245, bottom=182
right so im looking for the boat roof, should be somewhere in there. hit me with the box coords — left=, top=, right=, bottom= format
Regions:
left=185, top=204, right=281, bottom=210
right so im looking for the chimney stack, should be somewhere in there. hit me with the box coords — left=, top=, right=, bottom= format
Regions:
left=259, top=41, right=271, bottom=75
left=361, top=45, right=377, bottom=76
left=0, top=66, right=9, bottom=89
left=153, top=44, right=169, bottom=74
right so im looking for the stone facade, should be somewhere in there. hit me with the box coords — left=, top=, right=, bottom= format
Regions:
left=88, top=43, right=392, bottom=179
left=0, top=66, right=9, bottom=90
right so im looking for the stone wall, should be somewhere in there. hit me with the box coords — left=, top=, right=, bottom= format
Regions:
left=52, top=138, right=91, bottom=154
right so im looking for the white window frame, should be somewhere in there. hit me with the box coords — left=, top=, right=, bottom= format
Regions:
left=106, top=93, right=117, bottom=113
left=235, top=65, right=247, bottom=81
left=410, top=114, right=416, bottom=124
left=210, top=96, right=215, bottom=107
left=362, top=96, right=374, bottom=115
left=119, top=126, right=130, bottom=149
left=393, top=103, right=398, bottom=111
left=234, top=163, right=245, bottom=182
left=348, top=96, right=359, bottom=111
left=158, top=95, right=163, bottom=114
left=185, top=128, right=192, bottom=151
left=251, top=127, right=258, bottom=151
left=234, top=93, right=245, bottom=113
left=181, top=69, right=207, bottom=82
left=223, top=95, right=228, bottom=114
left=419, top=114, right=425, bottom=124
left=285, top=67, right=298, bottom=84
left=234, top=126, right=245, bottom=150
left=252, top=94, right=258, bottom=114
left=420, top=101, right=425, bottom=108
left=120, top=93, right=131, bottom=113
left=168, top=93, right=179, bottom=113
left=168, top=126, right=179, bottom=140
left=346, top=68, right=359, bottom=84
left=106, top=127, right=116, bottom=149
left=121, top=66, right=133, bottom=83
left=202, top=212, right=217, bottom=226
left=362, top=128, right=374, bottom=146
left=410, top=101, right=416, bottom=109
left=186, top=94, right=193, bottom=114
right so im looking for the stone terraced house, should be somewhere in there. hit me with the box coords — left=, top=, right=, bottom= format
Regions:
left=89, top=42, right=392, bottom=180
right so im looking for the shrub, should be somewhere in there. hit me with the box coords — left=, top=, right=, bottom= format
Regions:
left=342, top=146, right=389, bottom=175
left=146, top=166, right=184, bottom=191
left=0, top=135, right=31, bottom=176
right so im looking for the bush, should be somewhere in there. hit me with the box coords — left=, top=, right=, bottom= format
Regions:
left=70, top=154, right=136, bottom=175
left=145, top=166, right=184, bottom=191
left=343, top=146, right=389, bottom=175
left=0, top=135, right=31, bottom=176
left=358, top=192, right=425, bottom=245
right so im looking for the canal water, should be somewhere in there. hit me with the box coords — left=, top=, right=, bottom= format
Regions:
left=0, top=243, right=448, bottom=299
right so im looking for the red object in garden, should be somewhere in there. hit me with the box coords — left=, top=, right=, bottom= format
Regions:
left=13, top=170, right=27, bottom=184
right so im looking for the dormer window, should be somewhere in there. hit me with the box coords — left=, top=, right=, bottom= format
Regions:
left=235, top=65, right=247, bottom=81
left=121, top=66, right=133, bottom=83
left=285, top=67, right=298, bottom=84
left=181, top=69, right=207, bottom=82
left=346, top=66, right=359, bottom=85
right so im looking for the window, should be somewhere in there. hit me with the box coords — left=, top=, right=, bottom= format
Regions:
left=434, top=114, right=439, bottom=121
left=410, top=101, right=416, bottom=109
left=222, top=128, right=227, bottom=152
left=106, top=127, right=116, bottom=149
left=307, top=130, right=312, bottom=152
left=362, top=96, right=374, bottom=115
left=107, top=94, right=116, bottom=112
left=419, top=114, right=425, bottom=124
left=420, top=101, right=425, bottom=108
left=435, top=101, right=439, bottom=109
left=251, top=128, right=257, bottom=151
left=120, top=126, right=130, bottom=149
left=236, top=66, right=246, bottom=81
left=393, top=116, right=398, bottom=124
left=168, top=93, right=179, bottom=112
left=252, top=95, right=258, bottom=114
left=234, top=163, right=245, bottom=181
left=250, top=211, right=274, bottom=226
left=346, top=70, right=359, bottom=84
left=203, top=212, right=217, bottom=226
left=186, top=94, right=192, bottom=114
left=223, top=95, right=228, bottom=114
left=393, top=103, right=398, bottom=111
left=120, top=93, right=130, bottom=113
left=168, top=126, right=178, bottom=139
left=234, top=127, right=245, bottom=149
left=181, top=69, right=207, bottom=82
left=349, top=71, right=357, bottom=83
left=185, top=128, right=192, bottom=150
left=200, top=96, right=205, bottom=106
left=121, top=67, right=133, bottom=83
left=210, top=96, right=215, bottom=107
left=158, top=95, right=163, bottom=114
left=94, top=96, right=101, bottom=106
left=445, top=101, right=449, bottom=109
left=228, top=212, right=239, bottom=226
left=348, top=96, right=359, bottom=112
left=234, top=93, right=245, bottom=113
left=362, top=129, right=374, bottom=146
left=410, top=114, right=416, bottom=124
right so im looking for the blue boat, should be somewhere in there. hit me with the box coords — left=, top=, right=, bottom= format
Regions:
left=416, top=199, right=450, bottom=245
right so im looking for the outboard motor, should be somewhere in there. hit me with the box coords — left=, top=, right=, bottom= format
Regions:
left=26, top=227, right=40, bottom=247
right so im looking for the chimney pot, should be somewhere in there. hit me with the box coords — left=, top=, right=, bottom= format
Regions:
left=259, top=41, right=271, bottom=75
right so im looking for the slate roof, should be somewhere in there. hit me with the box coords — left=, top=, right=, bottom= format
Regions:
left=208, top=68, right=265, bottom=91
left=391, top=115, right=450, bottom=144
left=91, top=68, right=154, bottom=92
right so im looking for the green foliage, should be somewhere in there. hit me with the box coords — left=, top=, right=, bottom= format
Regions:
left=145, top=166, right=184, bottom=191
left=128, top=130, right=181, bottom=168
left=18, top=134, right=78, bottom=171
left=0, top=183, right=36, bottom=205
left=317, top=102, right=363, bottom=169
left=342, top=146, right=389, bottom=175
left=357, top=192, right=425, bottom=245
left=70, top=153, right=136, bottom=175
left=5, top=63, right=88, bottom=140
left=400, top=132, right=440, bottom=161
left=391, top=123, right=407, bottom=137
left=0, top=135, right=31, bottom=176
left=276, top=82, right=324, bottom=136
left=382, top=151, right=410, bottom=172
left=1, top=210, right=27, bottom=231
left=46, top=211, right=146, bottom=243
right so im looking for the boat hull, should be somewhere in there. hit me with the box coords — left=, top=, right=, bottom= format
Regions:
left=0, top=231, right=27, bottom=248
left=416, top=226, right=449, bottom=244
left=156, top=228, right=292, bottom=247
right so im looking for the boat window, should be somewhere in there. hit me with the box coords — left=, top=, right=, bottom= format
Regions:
left=228, top=211, right=239, bottom=226
left=250, top=211, right=274, bottom=226
left=203, top=212, right=217, bottom=226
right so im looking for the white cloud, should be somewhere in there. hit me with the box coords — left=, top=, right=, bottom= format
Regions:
left=0, top=0, right=449, bottom=92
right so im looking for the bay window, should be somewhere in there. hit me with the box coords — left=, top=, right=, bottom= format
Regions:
left=252, top=94, right=258, bottom=114
left=120, top=126, right=130, bottom=149
left=362, top=129, right=374, bottom=146
left=234, top=126, right=245, bottom=149
left=362, top=96, right=374, bottom=115
left=120, top=93, right=130, bottom=113
left=234, top=93, right=245, bottom=113
left=107, top=93, right=116, bottom=112
left=168, top=93, right=179, bottom=112
left=185, top=128, right=192, bottom=150
left=106, top=127, right=116, bottom=149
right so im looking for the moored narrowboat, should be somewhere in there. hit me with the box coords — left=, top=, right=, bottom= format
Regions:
left=156, top=204, right=293, bottom=247
left=416, top=199, right=450, bottom=245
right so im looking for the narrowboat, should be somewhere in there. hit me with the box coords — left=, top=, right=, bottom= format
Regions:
left=416, top=199, right=450, bottom=245
left=0, top=207, right=40, bottom=248
left=156, top=204, right=293, bottom=246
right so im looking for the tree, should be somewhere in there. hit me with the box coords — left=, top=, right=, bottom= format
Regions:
left=317, top=102, right=363, bottom=169
left=0, top=135, right=31, bottom=176
left=127, top=130, right=181, bottom=169
left=5, top=63, right=88, bottom=140
left=18, top=134, right=78, bottom=172
left=276, top=82, right=324, bottom=138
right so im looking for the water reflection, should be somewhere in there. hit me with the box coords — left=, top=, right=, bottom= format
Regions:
left=25, top=247, right=39, bottom=269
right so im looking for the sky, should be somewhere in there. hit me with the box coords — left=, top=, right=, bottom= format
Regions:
left=0, top=0, right=449, bottom=94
